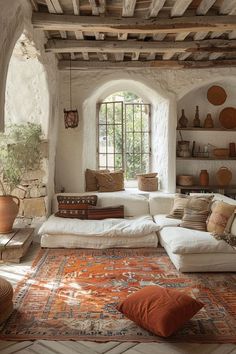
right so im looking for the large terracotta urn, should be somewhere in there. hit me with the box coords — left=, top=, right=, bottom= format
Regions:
left=0, top=196, right=20, bottom=234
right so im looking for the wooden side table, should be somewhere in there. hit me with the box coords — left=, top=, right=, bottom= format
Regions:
left=0, top=228, right=34, bottom=263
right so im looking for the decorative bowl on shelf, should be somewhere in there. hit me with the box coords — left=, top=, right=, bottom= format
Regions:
left=207, top=85, right=227, bottom=106
left=219, top=107, right=236, bottom=129
left=176, top=175, right=194, bottom=186
left=213, top=148, right=229, bottom=158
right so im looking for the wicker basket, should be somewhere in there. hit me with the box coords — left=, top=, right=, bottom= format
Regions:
left=137, top=173, right=158, bottom=192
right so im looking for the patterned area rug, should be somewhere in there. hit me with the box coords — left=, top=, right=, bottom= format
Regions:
left=0, top=248, right=236, bottom=343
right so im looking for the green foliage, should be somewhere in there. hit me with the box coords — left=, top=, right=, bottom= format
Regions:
left=0, top=123, right=42, bottom=195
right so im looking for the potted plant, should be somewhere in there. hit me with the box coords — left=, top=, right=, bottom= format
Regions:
left=0, top=123, right=42, bottom=233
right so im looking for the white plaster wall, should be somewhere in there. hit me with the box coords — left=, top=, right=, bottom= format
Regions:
left=177, top=79, right=236, bottom=185
left=57, top=67, right=236, bottom=194
left=1, top=0, right=59, bottom=214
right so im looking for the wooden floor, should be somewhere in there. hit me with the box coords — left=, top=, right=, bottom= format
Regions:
left=0, top=242, right=236, bottom=354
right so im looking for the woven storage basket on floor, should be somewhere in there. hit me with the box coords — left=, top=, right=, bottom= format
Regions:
left=137, top=173, right=158, bottom=192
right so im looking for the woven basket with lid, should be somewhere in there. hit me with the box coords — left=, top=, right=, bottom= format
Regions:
left=137, top=173, right=158, bottom=191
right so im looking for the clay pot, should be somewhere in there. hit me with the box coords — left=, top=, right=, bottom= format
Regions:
left=178, top=109, right=188, bottom=128
left=0, top=195, right=20, bottom=234
left=199, top=170, right=209, bottom=186
left=216, top=167, right=232, bottom=186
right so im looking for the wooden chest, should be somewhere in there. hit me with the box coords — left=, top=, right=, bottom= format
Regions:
left=0, top=228, right=34, bottom=263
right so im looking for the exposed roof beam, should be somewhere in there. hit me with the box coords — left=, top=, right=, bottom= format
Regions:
left=220, top=0, right=236, bottom=15
left=30, top=0, right=38, bottom=11
left=58, top=59, right=236, bottom=70
left=122, top=0, right=137, bottom=16
left=171, top=0, right=192, bottom=17
left=45, top=0, right=66, bottom=38
left=89, top=0, right=106, bottom=15
left=71, top=0, right=80, bottom=15
left=45, top=38, right=236, bottom=54
left=32, top=13, right=236, bottom=34
left=147, top=0, right=166, bottom=18
left=196, top=0, right=217, bottom=15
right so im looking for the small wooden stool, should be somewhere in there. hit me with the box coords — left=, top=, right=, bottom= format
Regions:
left=0, top=277, right=13, bottom=324
left=0, top=228, right=34, bottom=263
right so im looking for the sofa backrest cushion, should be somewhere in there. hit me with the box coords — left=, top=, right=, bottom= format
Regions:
left=53, top=192, right=149, bottom=217
left=149, top=193, right=175, bottom=215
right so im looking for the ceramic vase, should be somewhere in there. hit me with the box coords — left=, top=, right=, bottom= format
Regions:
left=199, top=170, right=209, bottom=186
left=0, top=195, right=20, bottom=234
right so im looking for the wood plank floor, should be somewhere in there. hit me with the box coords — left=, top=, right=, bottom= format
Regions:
left=0, top=242, right=236, bottom=354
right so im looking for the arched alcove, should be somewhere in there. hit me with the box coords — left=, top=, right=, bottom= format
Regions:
left=81, top=79, right=177, bottom=192
left=5, top=32, right=50, bottom=135
left=177, top=78, right=236, bottom=186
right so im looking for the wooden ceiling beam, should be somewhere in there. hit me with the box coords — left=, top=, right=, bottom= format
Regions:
left=220, top=0, right=236, bottom=15
left=171, top=0, right=192, bottom=17
left=71, top=0, right=80, bottom=15
left=45, top=38, right=236, bottom=53
left=122, top=0, right=137, bottom=17
left=196, top=0, right=217, bottom=15
left=147, top=0, right=166, bottom=18
left=58, top=59, right=236, bottom=70
left=45, top=0, right=67, bottom=38
left=32, top=13, right=236, bottom=34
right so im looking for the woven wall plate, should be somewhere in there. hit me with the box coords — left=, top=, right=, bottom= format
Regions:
left=207, top=85, right=227, bottom=105
left=219, top=107, right=236, bottom=129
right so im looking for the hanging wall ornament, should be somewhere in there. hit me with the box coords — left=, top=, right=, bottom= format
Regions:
left=64, top=58, right=79, bottom=129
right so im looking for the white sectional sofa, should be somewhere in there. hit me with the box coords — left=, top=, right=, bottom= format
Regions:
left=38, top=191, right=236, bottom=272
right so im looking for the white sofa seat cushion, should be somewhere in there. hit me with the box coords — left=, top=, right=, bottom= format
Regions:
left=153, top=214, right=181, bottom=229
left=41, top=232, right=158, bottom=249
left=39, top=215, right=159, bottom=239
left=53, top=192, right=149, bottom=217
left=159, top=226, right=235, bottom=254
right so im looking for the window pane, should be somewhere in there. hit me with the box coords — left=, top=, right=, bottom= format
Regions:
left=133, top=154, right=142, bottom=175
left=142, top=106, right=150, bottom=131
left=99, top=153, right=106, bottom=167
left=107, top=125, right=114, bottom=153
left=125, top=105, right=133, bottom=132
left=99, top=104, right=106, bottom=124
left=106, top=103, right=114, bottom=124
left=142, top=154, right=150, bottom=173
left=142, top=133, right=150, bottom=153
left=115, top=154, right=122, bottom=170
left=107, top=154, right=115, bottom=169
left=115, top=102, right=122, bottom=124
left=126, top=154, right=134, bottom=179
left=125, top=132, right=133, bottom=153
left=133, top=133, right=141, bottom=153
left=99, top=125, right=107, bottom=153
left=115, top=125, right=122, bottom=153
left=133, top=105, right=141, bottom=132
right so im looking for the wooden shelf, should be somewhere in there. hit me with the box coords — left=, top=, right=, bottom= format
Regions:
left=177, top=128, right=236, bottom=132
left=177, top=157, right=236, bottom=160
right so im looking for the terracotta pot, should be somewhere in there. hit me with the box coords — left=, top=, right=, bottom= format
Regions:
left=199, top=170, right=209, bottom=186
left=0, top=195, right=20, bottom=234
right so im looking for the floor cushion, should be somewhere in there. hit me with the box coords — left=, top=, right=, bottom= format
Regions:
left=0, top=277, right=13, bottom=325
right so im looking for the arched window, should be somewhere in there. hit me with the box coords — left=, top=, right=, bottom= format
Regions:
left=97, top=91, right=151, bottom=180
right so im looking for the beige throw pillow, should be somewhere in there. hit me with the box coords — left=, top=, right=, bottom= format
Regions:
left=180, top=208, right=209, bottom=231
left=167, top=195, right=213, bottom=220
left=85, top=168, right=109, bottom=192
left=96, top=171, right=125, bottom=192
left=207, top=201, right=236, bottom=235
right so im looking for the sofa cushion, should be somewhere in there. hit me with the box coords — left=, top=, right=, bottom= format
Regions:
left=153, top=214, right=181, bottom=229
left=85, top=168, right=109, bottom=192
left=159, top=226, right=235, bottom=254
left=166, top=195, right=213, bottom=220
left=149, top=193, right=175, bottom=215
left=55, top=195, right=98, bottom=219
left=207, top=201, right=236, bottom=235
left=96, top=171, right=125, bottom=192
left=180, top=208, right=209, bottom=231
left=53, top=192, right=149, bottom=217
left=116, top=285, right=203, bottom=338
left=87, top=205, right=124, bottom=220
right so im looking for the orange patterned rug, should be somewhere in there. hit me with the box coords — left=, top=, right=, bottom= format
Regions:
left=0, top=248, right=236, bottom=343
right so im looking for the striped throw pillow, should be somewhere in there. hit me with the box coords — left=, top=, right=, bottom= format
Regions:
left=180, top=208, right=209, bottom=231
left=87, top=205, right=124, bottom=220
left=55, top=195, right=98, bottom=219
